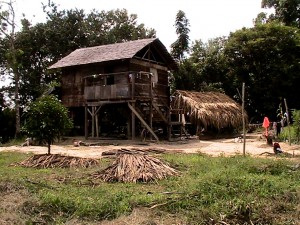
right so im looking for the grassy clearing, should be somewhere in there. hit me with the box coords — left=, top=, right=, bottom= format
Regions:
left=0, top=151, right=299, bottom=224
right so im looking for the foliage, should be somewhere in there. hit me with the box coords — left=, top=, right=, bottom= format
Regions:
left=172, top=37, right=230, bottom=94
left=261, top=0, right=300, bottom=28
left=0, top=152, right=299, bottom=224
left=291, top=109, right=300, bottom=143
left=223, top=23, right=300, bottom=121
left=0, top=107, right=15, bottom=144
left=0, top=0, right=22, bottom=137
left=279, top=109, right=300, bottom=143
left=22, top=95, right=73, bottom=154
left=0, top=1, right=156, bottom=111
left=170, top=10, right=190, bottom=61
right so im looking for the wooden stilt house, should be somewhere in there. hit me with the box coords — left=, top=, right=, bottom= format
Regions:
left=49, top=38, right=180, bottom=140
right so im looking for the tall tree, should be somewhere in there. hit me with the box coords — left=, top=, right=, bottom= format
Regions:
left=224, top=23, right=300, bottom=121
left=0, top=0, right=22, bottom=137
left=170, top=10, right=190, bottom=61
left=261, top=0, right=300, bottom=28
left=189, top=37, right=229, bottom=92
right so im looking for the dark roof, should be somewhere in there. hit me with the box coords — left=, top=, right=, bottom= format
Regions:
left=49, top=38, right=177, bottom=70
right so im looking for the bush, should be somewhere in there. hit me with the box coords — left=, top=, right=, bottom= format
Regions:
left=22, top=95, right=73, bottom=154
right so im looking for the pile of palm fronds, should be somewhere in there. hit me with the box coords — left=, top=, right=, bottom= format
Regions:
left=92, top=150, right=179, bottom=183
left=16, top=154, right=99, bottom=168
left=101, top=148, right=168, bottom=157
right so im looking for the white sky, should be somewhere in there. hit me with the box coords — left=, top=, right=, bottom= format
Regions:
left=14, top=0, right=272, bottom=49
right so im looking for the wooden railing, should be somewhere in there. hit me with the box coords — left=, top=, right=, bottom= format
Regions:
left=83, top=72, right=169, bottom=101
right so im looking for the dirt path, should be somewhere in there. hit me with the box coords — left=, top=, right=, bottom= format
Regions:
left=1, top=134, right=299, bottom=158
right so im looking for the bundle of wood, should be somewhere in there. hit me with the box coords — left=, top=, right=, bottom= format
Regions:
left=16, top=154, right=99, bottom=168
left=92, top=150, right=179, bottom=183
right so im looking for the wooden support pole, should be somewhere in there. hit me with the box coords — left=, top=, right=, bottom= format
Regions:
left=85, top=104, right=88, bottom=140
left=180, top=112, right=183, bottom=139
left=128, top=102, right=159, bottom=141
left=284, top=98, right=291, bottom=145
left=149, top=75, right=153, bottom=141
left=242, top=83, right=246, bottom=157
left=92, top=106, right=95, bottom=138
left=95, top=113, right=99, bottom=138
left=131, top=72, right=135, bottom=99
left=131, top=101, right=136, bottom=140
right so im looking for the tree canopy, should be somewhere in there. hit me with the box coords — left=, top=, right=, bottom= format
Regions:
left=170, top=10, right=190, bottom=61
left=262, top=0, right=300, bottom=28
left=224, top=23, right=300, bottom=121
left=23, top=95, right=73, bottom=154
left=0, top=1, right=156, bottom=142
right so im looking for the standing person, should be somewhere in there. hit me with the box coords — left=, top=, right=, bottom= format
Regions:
left=262, top=117, right=270, bottom=137
left=276, top=120, right=282, bottom=137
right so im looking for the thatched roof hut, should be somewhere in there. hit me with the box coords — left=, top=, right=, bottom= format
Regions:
left=172, top=90, right=247, bottom=131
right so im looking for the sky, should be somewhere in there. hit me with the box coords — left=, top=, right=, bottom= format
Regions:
left=14, top=0, right=272, bottom=49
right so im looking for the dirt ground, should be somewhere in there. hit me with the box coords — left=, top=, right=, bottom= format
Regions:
left=1, top=132, right=300, bottom=158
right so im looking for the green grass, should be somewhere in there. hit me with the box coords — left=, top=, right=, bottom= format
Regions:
left=0, top=151, right=299, bottom=224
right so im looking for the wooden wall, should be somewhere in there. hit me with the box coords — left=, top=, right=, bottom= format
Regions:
left=61, top=59, right=170, bottom=107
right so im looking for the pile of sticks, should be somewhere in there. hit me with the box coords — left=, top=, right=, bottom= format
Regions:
left=101, top=148, right=167, bottom=157
left=16, top=154, right=99, bottom=168
left=92, top=149, right=179, bottom=183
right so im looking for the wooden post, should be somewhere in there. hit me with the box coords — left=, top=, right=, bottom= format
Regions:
left=95, top=112, right=99, bottom=138
left=242, top=83, right=246, bottom=157
left=131, top=72, right=135, bottom=99
left=92, top=106, right=95, bottom=138
left=180, top=112, right=183, bottom=139
left=85, top=104, right=88, bottom=140
left=131, top=102, right=136, bottom=140
left=149, top=73, right=153, bottom=140
left=168, top=109, right=171, bottom=141
left=284, top=98, right=291, bottom=145
left=131, top=74, right=136, bottom=140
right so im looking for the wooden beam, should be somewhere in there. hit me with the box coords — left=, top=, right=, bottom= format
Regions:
left=130, top=58, right=168, bottom=71
left=86, top=100, right=135, bottom=106
left=131, top=102, right=136, bottom=140
left=149, top=75, right=153, bottom=141
left=85, top=104, right=88, bottom=140
left=127, top=102, right=159, bottom=141
left=92, top=106, right=95, bottom=138
left=152, top=102, right=168, bottom=124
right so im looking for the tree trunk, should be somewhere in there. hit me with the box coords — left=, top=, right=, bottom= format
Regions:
left=14, top=71, right=20, bottom=137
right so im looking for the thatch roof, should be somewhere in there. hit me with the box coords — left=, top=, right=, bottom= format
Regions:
left=49, top=38, right=177, bottom=70
left=172, top=90, right=247, bottom=130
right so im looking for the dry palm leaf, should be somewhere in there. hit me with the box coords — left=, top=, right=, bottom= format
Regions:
left=92, top=149, right=179, bottom=183
left=16, top=154, right=99, bottom=168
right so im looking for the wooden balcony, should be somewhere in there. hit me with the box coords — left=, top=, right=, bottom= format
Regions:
left=83, top=71, right=169, bottom=102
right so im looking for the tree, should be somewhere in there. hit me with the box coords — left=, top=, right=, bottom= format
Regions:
left=224, top=23, right=300, bottom=121
left=170, top=10, right=190, bottom=61
left=2, top=2, right=156, bottom=106
left=189, top=37, right=230, bottom=92
left=0, top=2, right=156, bottom=143
left=0, top=0, right=22, bottom=137
left=23, top=95, right=73, bottom=154
left=261, top=0, right=300, bottom=28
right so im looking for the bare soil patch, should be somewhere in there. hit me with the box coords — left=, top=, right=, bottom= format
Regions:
left=1, top=133, right=299, bottom=158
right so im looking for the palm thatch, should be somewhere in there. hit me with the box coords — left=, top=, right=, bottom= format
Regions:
left=172, top=90, right=247, bottom=131
left=16, top=154, right=99, bottom=168
left=92, top=150, right=179, bottom=183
